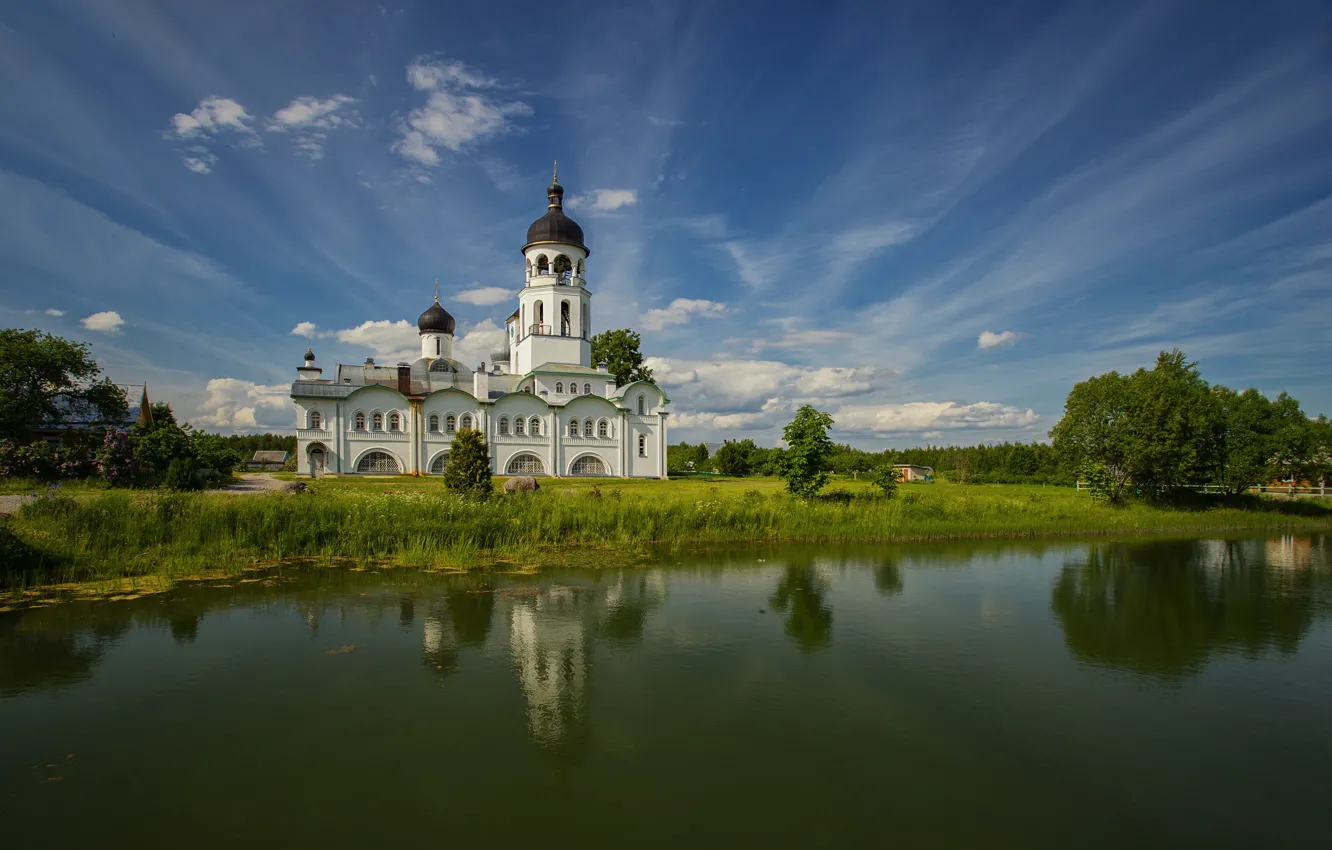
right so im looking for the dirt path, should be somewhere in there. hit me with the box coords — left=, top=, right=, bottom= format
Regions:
left=0, top=495, right=33, bottom=515
left=217, top=474, right=294, bottom=494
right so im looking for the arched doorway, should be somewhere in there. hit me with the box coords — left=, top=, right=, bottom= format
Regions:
left=506, top=453, right=545, bottom=475
left=570, top=455, right=608, bottom=476
left=356, top=450, right=401, bottom=474
left=309, top=444, right=327, bottom=478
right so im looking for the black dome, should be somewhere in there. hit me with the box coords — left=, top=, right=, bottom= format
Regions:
left=418, top=299, right=455, bottom=334
left=521, top=175, right=589, bottom=255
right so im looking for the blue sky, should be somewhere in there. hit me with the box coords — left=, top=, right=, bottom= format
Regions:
left=1, top=0, right=1330, bottom=445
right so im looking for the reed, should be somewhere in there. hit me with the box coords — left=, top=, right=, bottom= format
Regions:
left=5, top=481, right=1331, bottom=589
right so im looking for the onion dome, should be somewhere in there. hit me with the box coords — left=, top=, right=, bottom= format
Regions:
left=522, top=164, right=588, bottom=255
left=417, top=297, right=456, bottom=335
left=303, top=347, right=315, bottom=362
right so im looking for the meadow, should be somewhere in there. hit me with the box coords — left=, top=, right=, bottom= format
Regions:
left=4, top=475, right=1332, bottom=594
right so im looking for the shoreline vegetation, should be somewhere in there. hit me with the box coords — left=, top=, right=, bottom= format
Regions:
left=4, top=477, right=1331, bottom=597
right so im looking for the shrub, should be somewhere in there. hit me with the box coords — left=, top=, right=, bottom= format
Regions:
left=871, top=465, right=900, bottom=499
left=97, top=429, right=137, bottom=487
left=163, top=457, right=201, bottom=491
left=443, top=429, right=492, bottom=498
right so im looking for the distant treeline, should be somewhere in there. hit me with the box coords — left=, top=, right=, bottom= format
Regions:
left=222, top=433, right=297, bottom=457
left=668, top=439, right=1067, bottom=484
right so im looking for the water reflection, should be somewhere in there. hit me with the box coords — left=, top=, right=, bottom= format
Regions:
left=769, top=563, right=833, bottom=651
left=510, top=584, right=590, bottom=753
left=872, top=557, right=904, bottom=598
left=1051, top=536, right=1330, bottom=678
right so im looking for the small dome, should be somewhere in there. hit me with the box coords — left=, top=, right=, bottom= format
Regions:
left=418, top=299, right=455, bottom=334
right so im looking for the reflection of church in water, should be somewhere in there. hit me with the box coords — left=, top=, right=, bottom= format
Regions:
left=421, top=573, right=666, bottom=752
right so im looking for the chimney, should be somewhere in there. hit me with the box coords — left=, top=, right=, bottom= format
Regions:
left=397, top=364, right=411, bottom=395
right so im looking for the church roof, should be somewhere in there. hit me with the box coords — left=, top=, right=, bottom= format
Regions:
left=418, top=298, right=455, bottom=334
left=522, top=174, right=588, bottom=255
left=527, top=362, right=607, bottom=377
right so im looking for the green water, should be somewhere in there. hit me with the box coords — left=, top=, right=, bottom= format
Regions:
left=3, top=536, right=1331, bottom=848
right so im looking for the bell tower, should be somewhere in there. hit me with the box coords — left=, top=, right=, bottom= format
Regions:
left=512, top=163, right=592, bottom=375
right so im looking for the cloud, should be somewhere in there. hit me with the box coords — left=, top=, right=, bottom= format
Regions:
left=454, top=319, right=508, bottom=368
left=164, top=96, right=258, bottom=171
left=45, top=308, right=64, bottom=317
left=80, top=311, right=124, bottom=333
left=454, top=286, right=512, bottom=306
left=290, top=321, right=318, bottom=338
left=267, top=95, right=358, bottom=160
left=831, top=401, right=1039, bottom=434
left=394, top=57, right=531, bottom=166
left=978, top=330, right=1020, bottom=349
left=334, top=319, right=419, bottom=363
left=167, top=96, right=253, bottom=138
left=193, top=378, right=294, bottom=430
left=648, top=357, right=876, bottom=416
left=567, top=189, right=638, bottom=213
left=640, top=298, right=727, bottom=332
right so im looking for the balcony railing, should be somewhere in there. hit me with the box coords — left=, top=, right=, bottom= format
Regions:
left=297, top=429, right=331, bottom=440
left=518, top=323, right=588, bottom=343
left=347, top=429, right=409, bottom=441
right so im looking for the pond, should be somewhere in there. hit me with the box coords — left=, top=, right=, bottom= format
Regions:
left=3, top=536, right=1331, bottom=847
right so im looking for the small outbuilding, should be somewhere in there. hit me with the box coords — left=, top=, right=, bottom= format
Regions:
left=247, top=451, right=289, bottom=471
left=892, top=464, right=934, bottom=482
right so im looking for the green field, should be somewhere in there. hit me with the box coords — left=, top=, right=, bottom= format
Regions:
left=4, top=475, right=1331, bottom=595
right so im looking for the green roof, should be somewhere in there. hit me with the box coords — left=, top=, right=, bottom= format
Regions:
left=526, top=362, right=608, bottom=377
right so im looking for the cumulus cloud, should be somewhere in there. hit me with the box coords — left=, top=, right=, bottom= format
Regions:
left=165, top=96, right=258, bottom=171
left=80, top=311, right=124, bottom=333
left=45, top=308, right=64, bottom=317
left=567, top=189, right=638, bottom=213
left=454, top=319, right=508, bottom=368
left=978, top=330, right=1020, bottom=349
left=290, top=321, right=318, bottom=338
left=831, top=401, right=1039, bottom=434
left=454, top=286, right=512, bottom=306
left=193, top=378, right=294, bottom=430
left=640, top=298, right=727, bottom=332
left=394, top=57, right=531, bottom=167
left=334, top=319, right=419, bottom=363
left=267, top=95, right=358, bottom=160
left=648, top=357, right=876, bottom=416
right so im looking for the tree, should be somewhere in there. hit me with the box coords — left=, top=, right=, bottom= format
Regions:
left=1214, top=386, right=1276, bottom=494
left=779, top=405, right=835, bottom=498
left=443, top=428, right=492, bottom=497
left=712, top=439, right=756, bottom=475
left=0, top=329, right=127, bottom=441
left=871, top=464, right=900, bottom=498
left=590, top=329, right=653, bottom=386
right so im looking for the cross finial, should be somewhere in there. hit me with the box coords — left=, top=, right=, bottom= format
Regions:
left=553, top=159, right=558, bottom=181
left=434, top=279, right=439, bottom=302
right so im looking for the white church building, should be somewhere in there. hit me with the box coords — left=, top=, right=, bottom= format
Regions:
left=290, top=173, right=669, bottom=478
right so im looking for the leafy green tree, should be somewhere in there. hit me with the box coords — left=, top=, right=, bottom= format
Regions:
left=131, top=406, right=192, bottom=480
left=1006, top=443, right=1039, bottom=477
left=871, top=464, right=900, bottom=498
left=1213, top=387, right=1277, bottom=494
left=779, top=406, right=835, bottom=498
left=0, top=329, right=128, bottom=441
left=590, top=329, right=653, bottom=386
left=712, top=439, right=756, bottom=475
left=190, top=431, right=242, bottom=473
left=443, top=428, right=492, bottom=497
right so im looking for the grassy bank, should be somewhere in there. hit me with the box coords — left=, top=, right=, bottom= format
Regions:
left=4, top=478, right=1332, bottom=590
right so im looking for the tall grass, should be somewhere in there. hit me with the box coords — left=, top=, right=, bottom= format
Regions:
left=6, top=484, right=1331, bottom=588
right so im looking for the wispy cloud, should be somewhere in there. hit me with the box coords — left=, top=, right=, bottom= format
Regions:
left=978, top=330, right=1020, bottom=350
left=290, top=321, right=318, bottom=338
left=568, top=188, right=638, bottom=213
left=81, top=310, right=124, bottom=333
left=394, top=56, right=532, bottom=168
left=267, top=95, right=358, bottom=160
left=44, top=308, right=64, bottom=317
left=640, top=298, right=725, bottom=332
left=454, top=286, right=512, bottom=306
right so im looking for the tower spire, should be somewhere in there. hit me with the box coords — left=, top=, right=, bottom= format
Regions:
left=434, top=279, right=439, bottom=303
left=553, top=159, right=558, bottom=181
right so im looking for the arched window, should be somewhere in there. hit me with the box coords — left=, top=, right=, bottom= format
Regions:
left=460, top=414, right=473, bottom=431
left=637, top=395, right=645, bottom=415
left=534, top=301, right=544, bottom=328
left=309, top=410, right=322, bottom=429
left=568, top=418, right=579, bottom=437
left=529, top=417, right=541, bottom=436
left=430, top=452, right=450, bottom=474
left=584, top=420, right=594, bottom=437
left=582, top=303, right=589, bottom=340
left=555, top=382, right=563, bottom=394
left=354, top=411, right=366, bottom=431
left=372, top=412, right=383, bottom=431
left=445, top=414, right=457, bottom=434
left=598, top=420, right=608, bottom=438
left=583, top=383, right=591, bottom=394
left=571, top=455, right=607, bottom=476
left=536, top=255, right=549, bottom=275
left=388, top=412, right=401, bottom=432
left=498, top=417, right=509, bottom=436
left=561, top=300, right=571, bottom=335
left=356, top=451, right=399, bottom=474
left=429, top=414, right=439, bottom=432
left=576, top=259, right=584, bottom=276
left=506, top=454, right=545, bottom=475
left=554, top=255, right=572, bottom=276
left=638, top=435, right=647, bottom=457
left=514, top=417, right=525, bottom=436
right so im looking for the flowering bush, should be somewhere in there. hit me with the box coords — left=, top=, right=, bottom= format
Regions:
left=98, top=429, right=138, bottom=487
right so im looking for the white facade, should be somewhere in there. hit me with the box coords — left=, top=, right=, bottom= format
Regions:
left=289, top=175, right=668, bottom=478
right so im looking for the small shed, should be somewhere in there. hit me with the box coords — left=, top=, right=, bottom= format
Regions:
left=892, top=464, right=934, bottom=482
left=247, top=451, right=289, bottom=471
